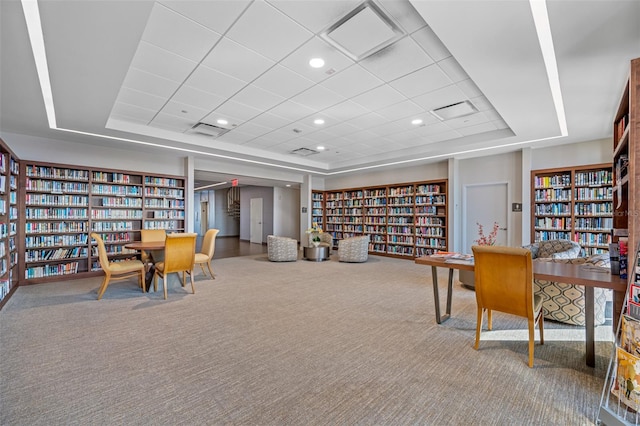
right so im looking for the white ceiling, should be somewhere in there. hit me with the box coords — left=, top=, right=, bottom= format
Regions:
left=1, top=0, right=639, bottom=189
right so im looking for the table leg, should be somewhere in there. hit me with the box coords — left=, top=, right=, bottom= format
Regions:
left=431, top=266, right=453, bottom=324
left=585, top=286, right=595, bottom=367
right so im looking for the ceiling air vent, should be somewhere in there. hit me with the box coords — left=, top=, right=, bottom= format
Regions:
left=430, top=101, right=478, bottom=121
left=291, top=147, right=319, bottom=157
left=190, top=122, right=230, bottom=138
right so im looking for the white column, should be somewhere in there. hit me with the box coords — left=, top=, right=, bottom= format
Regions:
left=184, top=156, right=195, bottom=233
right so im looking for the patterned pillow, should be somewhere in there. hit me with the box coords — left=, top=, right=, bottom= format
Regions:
left=586, top=253, right=611, bottom=268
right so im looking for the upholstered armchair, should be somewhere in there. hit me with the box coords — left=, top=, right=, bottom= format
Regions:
left=522, top=239, right=582, bottom=260
left=307, top=232, right=333, bottom=248
left=523, top=240, right=608, bottom=326
left=338, top=235, right=370, bottom=263
left=267, top=235, right=298, bottom=262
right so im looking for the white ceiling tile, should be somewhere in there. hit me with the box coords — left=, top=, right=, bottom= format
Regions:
left=483, top=109, right=503, bottom=122
left=252, top=64, right=315, bottom=99
left=300, top=130, right=336, bottom=144
left=130, top=41, right=198, bottom=83
left=160, top=100, right=209, bottom=122
left=360, top=37, right=434, bottom=82
left=232, top=85, right=286, bottom=112
left=352, top=85, right=405, bottom=111
left=445, top=112, right=489, bottom=129
left=320, top=64, right=384, bottom=98
left=171, top=86, right=226, bottom=112
left=149, top=112, right=193, bottom=132
left=246, top=135, right=282, bottom=148
left=142, top=3, right=221, bottom=62
left=412, top=84, right=467, bottom=111
left=389, top=64, right=452, bottom=98
left=111, top=102, right=157, bottom=122
left=250, top=111, right=291, bottom=129
left=109, top=113, right=150, bottom=126
left=457, top=122, right=498, bottom=136
left=122, top=68, right=181, bottom=99
left=323, top=121, right=361, bottom=137
left=493, top=119, right=509, bottom=130
left=411, top=26, right=451, bottom=62
left=470, top=95, right=492, bottom=112
left=370, top=121, right=408, bottom=137
left=266, top=0, right=360, bottom=33
left=458, top=79, right=483, bottom=98
left=291, top=85, right=345, bottom=111
left=346, top=130, right=380, bottom=144
left=184, top=65, right=246, bottom=98
left=268, top=100, right=315, bottom=123
left=376, top=100, right=424, bottom=122
left=202, top=37, right=275, bottom=83
left=322, top=100, right=370, bottom=122
left=345, top=112, right=386, bottom=129
left=438, top=57, right=469, bottom=83
left=377, top=0, right=426, bottom=34
left=235, top=121, right=275, bottom=138
left=218, top=129, right=256, bottom=144
left=116, top=87, right=167, bottom=111
left=211, top=99, right=263, bottom=124
left=281, top=37, right=354, bottom=83
left=159, top=0, right=251, bottom=34
left=387, top=128, right=419, bottom=143
left=412, top=122, right=450, bottom=136
left=225, top=1, right=312, bottom=62
left=429, top=130, right=462, bottom=143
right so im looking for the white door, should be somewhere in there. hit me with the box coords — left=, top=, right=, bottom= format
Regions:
left=463, top=182, right=509, bottom=254
left=200, top=201, right=208, bottom=235
left=250, top=198, right=263, bottom=244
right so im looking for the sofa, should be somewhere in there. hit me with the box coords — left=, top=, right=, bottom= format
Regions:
left=338, top=235, right=370, bottom=263
left=523, top=240, right=608, bottom=326
left=267, top=235, right=298, bottom=262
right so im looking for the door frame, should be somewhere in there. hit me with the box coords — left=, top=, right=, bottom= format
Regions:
left=250, top=197, right=263, bottom=244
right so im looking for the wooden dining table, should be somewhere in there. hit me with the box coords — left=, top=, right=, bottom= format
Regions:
left=415, top=254, right=628, bottom=367
left=124, top=241, right=166, bottom=251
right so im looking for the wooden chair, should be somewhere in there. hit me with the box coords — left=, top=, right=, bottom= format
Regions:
left=140, top=229, right=167, bottom=263
left=91, top=232, right=146, bottom=299
left=153, top=233, right=197, bottom=300
left=471, top=245, right=544, bottom=368
left=194, top=228, right=219, bottom=279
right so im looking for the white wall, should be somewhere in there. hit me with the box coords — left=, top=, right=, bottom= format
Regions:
left=531, top=138, right=611, bottom=169
left=3, top=132, right=184, bottom=175
left=323, top=161, right=449, bottom=190
left=273, top=187, right=300, bottom=240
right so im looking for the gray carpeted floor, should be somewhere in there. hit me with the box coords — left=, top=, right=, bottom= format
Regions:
left=0, top=254, right=614, bottom=425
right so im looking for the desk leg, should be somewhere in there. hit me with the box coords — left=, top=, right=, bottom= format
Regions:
left=431, top=266, right=453, bottom=324
left=585, top=286, right=595, bottom=367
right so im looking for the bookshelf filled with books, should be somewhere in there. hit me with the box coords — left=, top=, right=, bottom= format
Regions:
left=531, top=164, right=613, bottom=256
left=316, top=180, right=447, bottom=259
left=22, top=161, right=186, bottom=284
left=0, top=138, right=19, bottom=307
left=311, top=191, right=324, bottom=232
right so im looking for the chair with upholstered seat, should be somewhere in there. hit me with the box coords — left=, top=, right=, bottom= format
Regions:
left=153, top=233, right=197, bottom=300
left=140, top=229, right=167, bottom=264
left=267, top=235, right=298, bottom=262
left=308, top=231, right=333, bottom=248
left=195, top=228, right=219, bottom=279
left=338, top=235, right=370, bottom=263
left=472, top=245, right=544, bottom=368
left=91, top=232, right=146, bottom=299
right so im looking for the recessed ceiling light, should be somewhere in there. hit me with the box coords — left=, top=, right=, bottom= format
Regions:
left=314, top=119, right=325, bottom=125
left=217, top=119, right=228, bottom=125
left=309, top=57, right=325, bottom=68
left=286, top=184, right=291, bottom=187
left=317, top=146, right=326, bottom=151
left=411, top=119, right=423, bottom=125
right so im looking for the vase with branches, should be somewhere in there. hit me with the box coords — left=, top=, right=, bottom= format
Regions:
left=475, top=221, right=500, bottom=246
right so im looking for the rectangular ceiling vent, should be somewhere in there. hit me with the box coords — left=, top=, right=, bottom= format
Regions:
left=430, top=101, right=478, bottom=121
left=291, top=147, right=319, bottom=157
left=190, top=122, right=230, bottom=138
left=320, top=0, right=405, bottom=61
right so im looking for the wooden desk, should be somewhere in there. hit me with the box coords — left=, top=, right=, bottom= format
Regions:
left=415, top=255, right=627, bottom=367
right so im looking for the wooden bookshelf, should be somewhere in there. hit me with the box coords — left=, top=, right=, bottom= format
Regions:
left=613, top=57, right=639, bottom=257
left=21, top=161, right=186, bottom=284
left=0, top=138, right=19, bottom=308
left=311, top=191, right=324, bottom=231
left=317, top=179, right=448, bottom=259
left=531, top=164, right=613, bottom=255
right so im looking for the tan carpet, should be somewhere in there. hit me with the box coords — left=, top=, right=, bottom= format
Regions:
left=0, top=254, right=613, bottom=425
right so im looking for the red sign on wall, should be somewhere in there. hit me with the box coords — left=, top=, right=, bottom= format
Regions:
left=231, top=179, right=238, bottom=187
